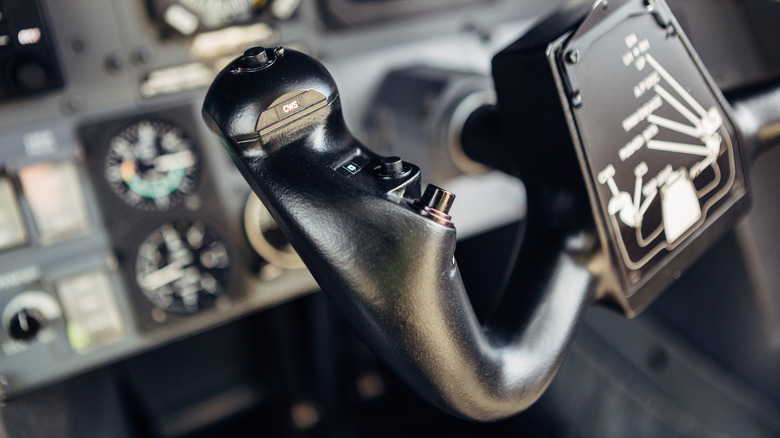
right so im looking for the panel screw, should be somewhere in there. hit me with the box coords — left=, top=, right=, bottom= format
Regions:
left=61, top=94, right=85, bottom=114
left=565, top=49, right=580, bottom=64
left=133, top=46, right=155, bottom=65
left=104, top=51, right=125, bottom=73
left=71, top=37, right=86, bottom=54
left=571, top=92, right=583, bottom=108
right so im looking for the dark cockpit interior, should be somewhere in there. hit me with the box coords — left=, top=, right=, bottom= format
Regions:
left=1, top=0, right=780, bottom=436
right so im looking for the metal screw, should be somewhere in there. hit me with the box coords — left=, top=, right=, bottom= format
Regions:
left=133, top=46, right=154, bottom=65
left=571, top=92, right=583, bottom=108
left=565, top=49, right=580, bottom=64
left=104, top=52, right=125, bottom=73
left=61, top=94, right=85, bottom=114
left=70, top=37, right=86, bottom=54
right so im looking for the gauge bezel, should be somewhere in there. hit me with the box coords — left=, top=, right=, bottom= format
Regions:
left=103, top=118, right=201, bottom=213
left=134, top=219, right=231, bottom=315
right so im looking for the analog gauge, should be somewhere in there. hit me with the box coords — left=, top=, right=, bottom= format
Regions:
left=135, top=221, right=230, bottom=314
left=179, top=0, right=264, bottom=28
left=104, top=120, right=198, bottom=212
left=153, top=0, right=267, bottom=35
left=244, top=193, right=304, bottom=270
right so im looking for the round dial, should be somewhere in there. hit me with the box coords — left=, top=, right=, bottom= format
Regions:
left=135, top=221, right=230, bottom=314
left=104, top=120, right=198, bottom=212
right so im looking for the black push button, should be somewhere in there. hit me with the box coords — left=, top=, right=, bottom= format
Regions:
left=13, top=59, right=49, bottom=91
left=255, top=89, right=328, bottom=135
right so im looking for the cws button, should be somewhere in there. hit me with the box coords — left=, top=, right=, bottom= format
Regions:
left=256, top=89, right=328, bottom=134
left=274, top=97, right=302, bottom=119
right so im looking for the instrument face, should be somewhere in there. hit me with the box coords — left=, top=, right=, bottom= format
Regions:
left=104, top=120, right=199, bottom=212
left=147, top=0, right=267, bottom=35
left=555, top=0, right=747, bottom=305
left=135, top=220, right=230, bottom=314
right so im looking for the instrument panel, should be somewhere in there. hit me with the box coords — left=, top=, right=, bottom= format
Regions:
left=0, top=0, right=543, bottom=398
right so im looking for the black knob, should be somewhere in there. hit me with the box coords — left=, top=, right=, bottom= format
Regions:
left=239, top=47, right=274, bottom=70
left=13, top=60, right=50, bottom=92
left=377, top=156, right=409, bottom=178
left=8, top=308, right=44, bottom=340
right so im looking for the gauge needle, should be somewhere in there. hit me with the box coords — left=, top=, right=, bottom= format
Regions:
left=137, top=122, right=158, bottom=159
left=140, top=261, right=185, bottom=291
left=16, top=311, right=29, bottom=332
left=119, top=160, right=138, bottom=183
left=154, top=150, right=196, bottom=171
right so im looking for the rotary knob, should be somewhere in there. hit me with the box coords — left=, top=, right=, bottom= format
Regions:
left=2, top=291, right=62, bottom=342
left=8, top=308, right=44, bottom=340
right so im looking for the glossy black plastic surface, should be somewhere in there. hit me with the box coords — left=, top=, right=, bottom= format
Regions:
left=203, top=47, right=595, bottom=421
left=726, top=77, right=780, bottom=163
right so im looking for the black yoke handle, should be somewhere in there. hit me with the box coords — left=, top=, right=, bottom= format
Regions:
left=202, top=47, right=596, bottom=421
